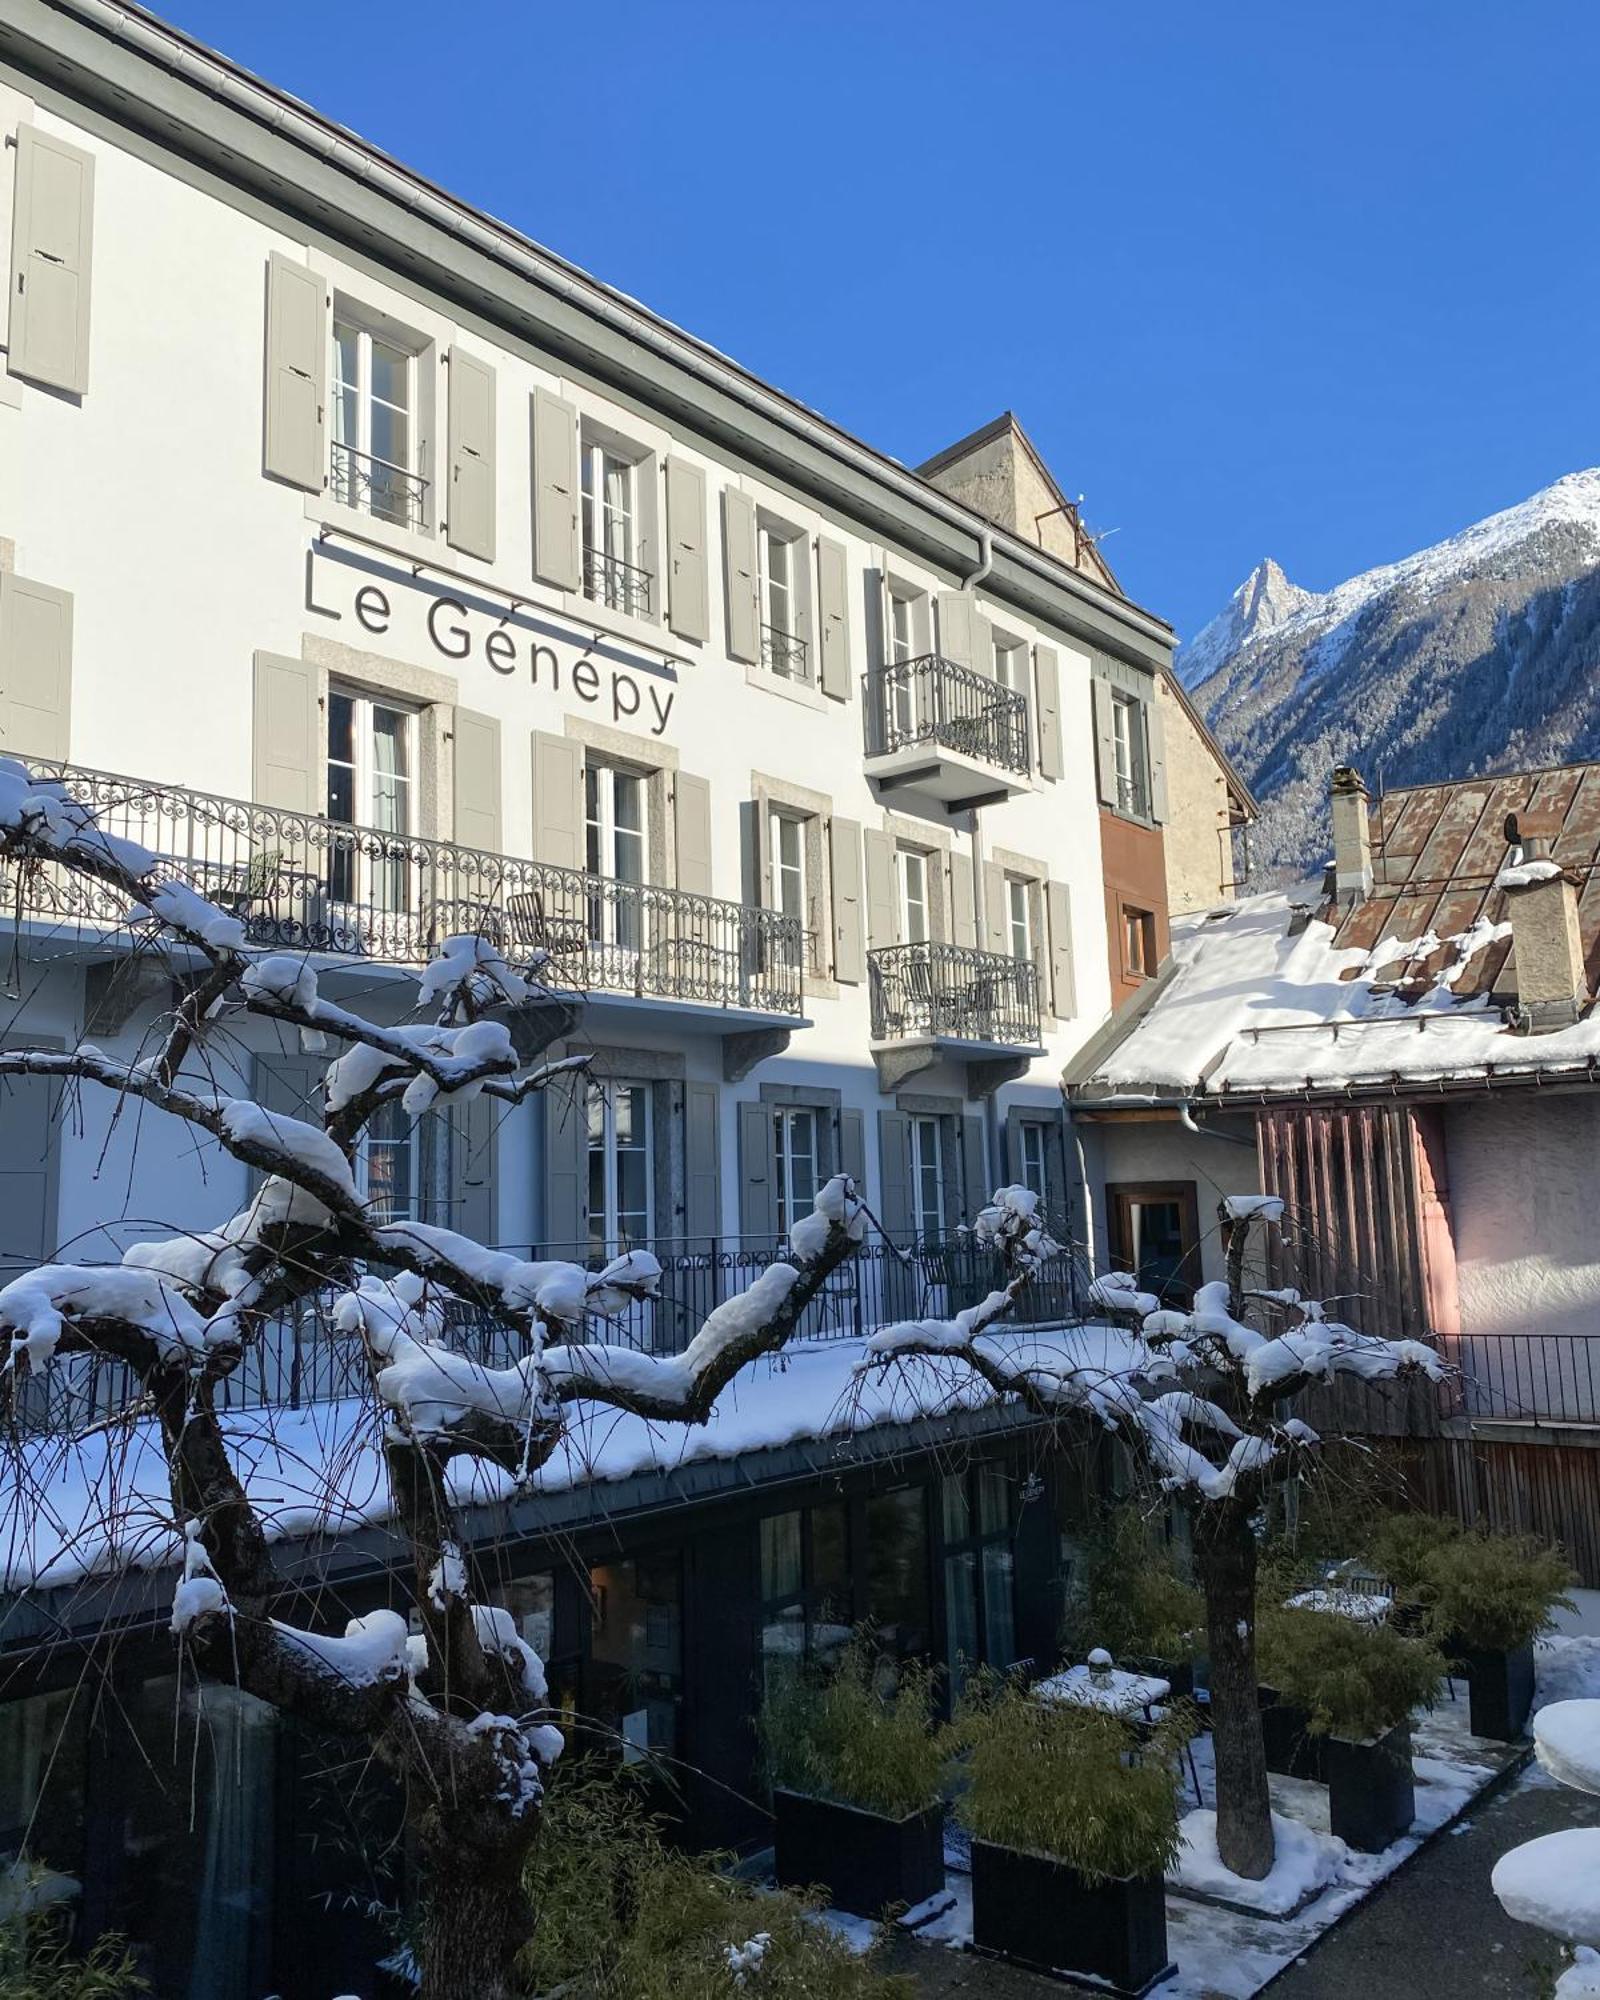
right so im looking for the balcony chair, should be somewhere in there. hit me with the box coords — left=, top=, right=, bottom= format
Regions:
left=504, top=887, right=590, bottom=963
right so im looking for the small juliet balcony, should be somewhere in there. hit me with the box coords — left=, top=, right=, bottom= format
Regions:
left=862, top=655, right=1031, bottom=812
left=868, top=941, right=1043, bottom=1088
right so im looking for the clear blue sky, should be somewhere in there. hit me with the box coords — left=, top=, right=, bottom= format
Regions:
left=156, top=0, right=1599, bottom=640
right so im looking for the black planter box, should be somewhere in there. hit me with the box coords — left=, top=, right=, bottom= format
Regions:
left=1258, top=1687, right=1326, bottom=1783
left=1464, top=1642, right=1536, bottom=1742
left=772, top=1789, right=944, bottom=1918
left=1326, top=1720, right=1415, bottom=1853
left=970, top=1839, right=1174, bottom=1996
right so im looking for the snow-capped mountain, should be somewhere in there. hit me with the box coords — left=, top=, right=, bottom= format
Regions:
left=1181, top=470, right=1600, bottom=878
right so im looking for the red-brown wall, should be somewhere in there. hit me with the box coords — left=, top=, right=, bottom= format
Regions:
left=1099, top=811, right=1170, bottom=1007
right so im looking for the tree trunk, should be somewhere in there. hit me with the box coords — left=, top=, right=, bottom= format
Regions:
left=413, top=1794, right=540, bottom=2000
left=1193, top=1497, right=1274, bottom=1881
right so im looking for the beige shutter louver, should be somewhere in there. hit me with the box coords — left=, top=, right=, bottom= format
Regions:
left=263, top=253, right=326, bottom=493
left=817, top=537, right=852, bottom=700
left=665, top=456, right=710, bottom=643
left=445, top=347, right=497, bottom=561
left=0, top=573, right=72, bottom=762
left=1035, top=644, right=1064, bottom=781
left=252, top=652, right=321, bottom=814
left=452, top=709, right=502, bottom=855
left=674, top=771, right=714, bottom=895
left=531, top=388, right=581, bottom=589
left=721, top=488, right=760, bottom=663
left=828, top=816, right=865, bottom=983
left=9, top=126, right=94, bottom=396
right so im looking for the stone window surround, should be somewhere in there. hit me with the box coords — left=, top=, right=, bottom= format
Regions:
left=752, top=769, right=838, bottom=998
left=579, top=1043, right=687, bottom=1243
left=881, top=807, right=953, bottom=946
left=758, top=1079, right=841, bottom=1186
left=565, top=713, right=680, bottom=890
left=303, top=634, right=460, bottom=845
left=988, top=841, right=1048, bottom=981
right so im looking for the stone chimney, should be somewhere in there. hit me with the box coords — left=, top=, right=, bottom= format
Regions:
left=1501, top=825, right=1587, bottom=1029
left=1330, top=766, right=1373, bottom=903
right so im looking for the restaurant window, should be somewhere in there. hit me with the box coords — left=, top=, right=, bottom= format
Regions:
left=1107, top=1181, right=1202, bottom=1309
left=942, top=1466, right=1017, bottom=1693
left=0, top=1687, right=88, bottom=1903
left=589, top=1553, right=682, bottom=1767
left=759, top=1501, right=851, bottom=1681
left=865, top=1486, right=931, bottom=1659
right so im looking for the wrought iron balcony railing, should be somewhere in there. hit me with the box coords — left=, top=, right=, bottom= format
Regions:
left=329, top=440, right=429, bottom=531
left=868, top=941, right=1043, bottom=1048
left=863, top=655, right=1030, bottom=775
left=582, top=546, right=653, bottom=620
left=761, top=623, right=809, bottom=680
left=2, top=759, right=803, bottom=1015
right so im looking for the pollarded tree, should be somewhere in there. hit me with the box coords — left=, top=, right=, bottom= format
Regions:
left=0, top=760, right=872, bottom=2000
left=861, top=1190, right=1445, bottom=1882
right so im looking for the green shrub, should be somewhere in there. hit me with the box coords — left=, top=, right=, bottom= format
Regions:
left=1419, top=1530, right=1574, bottom=1652
left=1364, top=1510, right=1462, bottom=1595
left=757, top=1632, right=945, bottom=1820
left=1255, top=1606, right=1445, bottom=1741
left=519, top=1758, right=912, bottom=1999
left=0, top=1900, right=146, bottom=2000
left=949, top=1670, right=1186, bottom=1884
left=1060, top=1509, right=1203, bottom=1665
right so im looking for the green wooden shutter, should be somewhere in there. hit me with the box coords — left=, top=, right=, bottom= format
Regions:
left=531, top=387, right=581, bottom=589
left=817, top=536, right=851, bottom=701
left=1035, top=644, right=1063, bottom=781
left=721, top=488, right=760, bottom=663
left=683, top=1081, right=721, bottom=1242
left=876, top=1110, right=911, bottom=1238
left=9, top=126, right=94, bottom=396
left=737, top=1100, right=776, bottom=1241
left=982, top=862, right=1007, bottom=954
left=1046, top=879, right=1077, bottom=1018
left=452, top=1093, right=497, bottom=1245
left=262, top=252, right=325, bottom=493
left=452, top=709, right=502, bottom=856
left=828, top=816, right=865, bottom=984
left=838, top=1107, right=866, bottom=1202
left=542, top=1067, right=587, bottom=1250
left=1091, top=673, right=1119, bottom=807
left=949, top=850, right=976, bottom=950
left=665, top=456, right=710, bottom=643
left=252, top=652, right=321, bottom=814
left=937, top=590, right=975, bottom=666
left=961, top=1114, right=988, bottom=1224
left=0, top=573, right=72, bottom=762
left=1148, top=688, right=1170, bottom=824
left=675, top=771, right=714, bottom=896
left=445, top=346, right=497, bottom=562
left=531, top=730, right=583, bottom=869
left=863, top=830, right=897, bottom=950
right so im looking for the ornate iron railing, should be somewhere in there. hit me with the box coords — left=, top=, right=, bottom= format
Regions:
left=2, top=758, right=803, bottom=1014
left=863, top=655, right=1030, bottom=775
left=329, top=440, right=429, bottom=531
left=867, top=941, right=1042, bottom=1047
left=582, top=546, right=653, bottom=619
left=761, top=623, right=809, bottom=680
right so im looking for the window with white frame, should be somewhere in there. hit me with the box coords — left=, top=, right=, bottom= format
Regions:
left=358, top=1099, right=421, bottom=1224
left=993, top=635, right=1026, bottom=692
left=586, top=1081, right=653, bottom=1257
left=332, top=316, right=425, bottom=529
left=769, top=808, right=808, bottom=969
left=581, top=439, right=648, bottom=616
left=897, top=846, right=930, bottom=946
left=773, top=1107, right=821, bottom=1241
left=1111, top=691, right=1152, bottom=819
left=1006, top=877, right=1033, bottom=963
left=326, top=688, right=417, bottom=913
left=1019, top=1119, right=1051, bottom=1212
left=888, top=589, right=920, bottom=740
left=911, top=1115, right=944, bottom=1242
left=759, top=526, right=808, bottom=678
left=585, top=760, right=648, bottom=954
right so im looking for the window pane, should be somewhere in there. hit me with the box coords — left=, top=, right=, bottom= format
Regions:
left=370, top=401, right=409, bottom=472
left=589, top=1556, right=682, bottom=1764
left=941, top=1471, right=971, bottom=1542
left=944, top=1549, right=979, bottom=1696
left=982, top=1543, right=1017, bottom=1667
left=369, top=338, right=409, bottom=411
left=760, top=1511, right=803, bottom=1601
left=865, top=1487, right=930, bottom=1658
left=500, top=1571, right=555, bottom=1661
left=811, top=1501, right=849, bottom=1610
left=977, top=1466, right=1011, bottom=1535
left=327, top=690, right=354, bottom=764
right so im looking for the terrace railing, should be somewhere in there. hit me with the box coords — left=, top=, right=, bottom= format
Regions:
left=868, top=941, right=1042, bottom=1048
left=863, top=655, right=1031, bottom=775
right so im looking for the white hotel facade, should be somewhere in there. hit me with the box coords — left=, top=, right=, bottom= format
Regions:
left=0, top=1, right=1180, bottom=1286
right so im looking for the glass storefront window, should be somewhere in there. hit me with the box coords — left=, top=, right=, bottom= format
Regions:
left=865, top=1487, right=930, bottom=1659
left=589, top=1554, right=682, bottom=1766
left=942, top=1464, right=1018, bottom=1694
left=0, top=1686, right=88, bottom=1897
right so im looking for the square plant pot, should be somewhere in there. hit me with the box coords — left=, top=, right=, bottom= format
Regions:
left=970, top=1839, right=1174, bottom=1996
left=1464, top=1643, right=1536, bottom=1742
left=1326, top=1720, right=1415, bottom=1853
left=1258, top=1687, right=1326, bottom=1783
left=772, top=1789, right=945, bottom=1918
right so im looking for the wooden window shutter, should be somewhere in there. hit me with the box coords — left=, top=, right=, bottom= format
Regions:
left=541, top=1068, right=587, bottom=1250
left=0, top=573, right=72, bottom=762
left=1035, top=644, right=1064, bottom=781
left=949, top=851, right=977, bottom=950
left=875, top=1110, right=912, bottom=1238
left=1148, top=688, right=1170, bottom=824
left=937, top=590, right=975, bottom=666
left=817, top=537, right=852, bottom=700
left=452, top=1094, right=497, bottom=1246
left=530, top=731, right=583, bottom=869
left=0, top=1056, right=59, bottom=1272
left=683, top=1081, right=721, bottom=1241
left=982, top=862, right=1007, bottom=955
left=863, top=829, right=897, bottom=950
left=961, top=1114, right=988, bottom=1224
left=828, top=816, right=865, bottom=984
left=1046, top=879, right=1077, bottom=1018
left=445, top=346, right=497, bottom=562
left=674, top=771, right=714, bottom=895
left=721, top=487, right=760, bottom=663
left=531, top=388, right=581, bottom=589
left=1091, top=672, right=1119, bottom=808
left=737, top=1100, right=776, bottom=1241
left=250, top=1053, right=325, bottom=1194
left=251, top=652, right=320, bottom=815
left=9, top=126, right=94, bottom=396
left=262, top=253, right=326, bottom=493
left=665, top=457, right=710, bottom=643
left=452, top=709, right=502, bottom=855
left=838, top=1107, right=866, bottom=1200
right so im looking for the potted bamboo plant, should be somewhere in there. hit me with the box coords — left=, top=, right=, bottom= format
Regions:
left=1061, top=1509, right=1203, bottom=1699
left=1256, top=1606, right=1445, bottom=1852
left=759, top=1633, right=946, bottom=1919
left=1416, top=1530, right=1573, bottom=1742
left=952, top=1670, right=1183, bottom=1995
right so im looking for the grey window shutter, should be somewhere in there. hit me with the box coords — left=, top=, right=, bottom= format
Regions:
left=1091, top=673, right=1119, bottom=808
left=452, top=1094, right=498, bottom=1245
left=531, top=730, right=584, bottom=870
left=531, top=388, right=581, bottom=589
left=737, top=1100, right=776, bottom=1241
left=251, top=1053, right=325, bottom=1193
left=817, top=537, right=852, bottom=700
left=721, top=488, right=760, bottom=663
left=950, top=851, right=976, bottom=950
left=9, top=126, right=94, bottom=396
left=937, top=590, right=975, bottom=666
left=982, top=862, right=1007, bottom=955
left=445, top=346, right=497, bottom=562
left=739, top=798, right=770, bottom=911
left=828, top=816, right=865, bottom=983
left=674, top=771, right=714, bottom=895
left=252, top=652, right=321, bottom=814
left=542, top=1067, right=587, bottom=1250
left=961, top=1114, right=988, bottom=1224
left=1046, top=879, right=1077, bottom=1018
left=876, top=1110, right=911, bottom=1239
left=453, top=709, right=502, bottom=855
left=863, top=830, right=897, bottom=950
left=1035, top=644, right=1064, bottom=781
left=0, top=1053, right=60, bottom=1277
left=665, top=456, right=710, bottom=643
left=263, top=252, right=325, bottom=493
left=838, top=1107, right=866, bottom=1201
left=684, top=1081, right=721, bottom=1242
left=1148, top=689, right=1170, bottom=824
left=0, top=573, right=72, bottom=762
